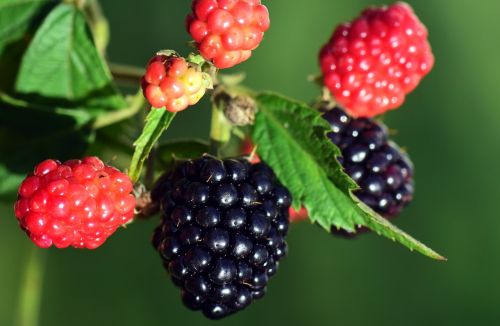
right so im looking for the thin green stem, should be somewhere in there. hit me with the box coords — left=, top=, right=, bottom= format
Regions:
left=92, top=91, right=146, bottom=129
left=232, top=127, right=247, bottom=140
left=83, top=0, right=110, bottom=56
left=15, top=247, right=46, bottom=326
left=108, top=63, right=145, bottom=86
left=209, top=100, right=232, bottom=157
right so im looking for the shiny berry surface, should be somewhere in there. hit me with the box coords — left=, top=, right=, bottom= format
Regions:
left=323, top=107, right=414, bottom=235
left=187, top=0, right=270, bottom=69
left=142, top=55, right=208, bottom=111
left=14, top=157, right=135, bottom=249
left=152, top=155, right=291, bottom=319
left=319, top=2, right=434, bottom=117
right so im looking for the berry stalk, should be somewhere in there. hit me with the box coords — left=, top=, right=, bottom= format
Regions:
left=81, top=0, right=110, bottom=56
left=108, top=63, right=146, bottom=86
left=209, top=94, right=232, bottom=157
left=92, top=90, right=146, bottom=129
left=15, top=247, right=46, bottom=326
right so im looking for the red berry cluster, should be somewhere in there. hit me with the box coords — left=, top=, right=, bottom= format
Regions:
left=187, top=0, right=270, bottom=69
left=142, top=55, right=208, bottom=112
left=319, top=2, right=434, bottom=118
left=14, top=157, right=136, bottom=249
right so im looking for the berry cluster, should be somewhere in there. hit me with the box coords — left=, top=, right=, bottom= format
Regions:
left=319, top=2, right=434, bottom=117
left=152, top=156, right=291, bottom=319
left=323, top=107, right=414, bottom=234
left=187, top=0, right=270, bottom=69
left=142, top=54, right=209, bottom=111
left=14, top=157, right=136, bottom=249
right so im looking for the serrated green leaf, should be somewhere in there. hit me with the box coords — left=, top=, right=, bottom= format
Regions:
left=0, top=97, right=93, bottom=201
left=128, top=109, right=176, bottom=184
left=15, top=3, right=119, bottom=102
left=253, top=93, right=361, bottom=230
left=253, top=92, right=445, bottom=260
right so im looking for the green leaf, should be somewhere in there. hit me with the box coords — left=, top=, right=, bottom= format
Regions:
left=0, top=90, right=138, bottom=128
left=157, top=139, right=210, bottom=167
left=15, top=3, right=119, bottom=102
left=0, top=0, right=55, bottom=92
left=0, top=97, right=93, bottom=201
left=0, top=0, right=54, bottom=53
left=128, top=109, right=176, bottom=184
left=0, top=92, right=94, bottom=126
left=252, top=92, right=445, bottom=260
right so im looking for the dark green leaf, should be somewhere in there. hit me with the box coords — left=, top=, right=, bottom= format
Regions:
left=0, top=92, right=93, bottom=126
left=0, top=0, right=54, bottom=53
left=253, top=92, right=445, bottom=260
left=0, top=0, right=56, bottom=92
left=0, top=37, right=30, bottom=92
left=15, top=3, right=121, bottom=104
left=128, top=109, right=176, bottom=184
left=0, top=97, right=93, bottom=201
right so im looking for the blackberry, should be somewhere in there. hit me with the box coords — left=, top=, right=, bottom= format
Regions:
left=152, top=156, right=291, bottom=319
left=322, top=107, right=414, bottom=236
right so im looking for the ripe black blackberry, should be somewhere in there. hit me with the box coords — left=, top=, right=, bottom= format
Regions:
left=151, top=155, right=291, bottom=319
left=322, top=107, right=414, bottom=236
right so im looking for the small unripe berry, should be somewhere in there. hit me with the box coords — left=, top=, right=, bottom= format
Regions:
left=142, top=54, right=211, bottom=112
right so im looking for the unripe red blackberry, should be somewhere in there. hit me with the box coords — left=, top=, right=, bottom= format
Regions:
left=186, top=0, right=270, bottom=69
left=323, top=107, right=414, bottom=235
left=152, top=155, right=291, bottom=319
left=319, top=2, right=434, bottom=117
left=14, top=157, right=136, bottom=249
left=142, top=54, right=211, bottom=112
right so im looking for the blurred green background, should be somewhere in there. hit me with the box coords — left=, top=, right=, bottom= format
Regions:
left=2, top=0, right=499, bottom=325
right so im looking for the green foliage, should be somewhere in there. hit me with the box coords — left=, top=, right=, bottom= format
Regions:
left=0, top=98, right=93, bottom=200
left=128, top=109, right=176, bottom=183
left=0, top=0, right=53, bottom=53
left=15, top=2, right=121, bottom=106
left=253, top=93, right=444, bottom=260
left=0, top=0, right=55, bottom=92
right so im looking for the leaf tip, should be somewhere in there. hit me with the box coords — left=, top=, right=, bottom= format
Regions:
left=434, top=254, right=448, bottom=261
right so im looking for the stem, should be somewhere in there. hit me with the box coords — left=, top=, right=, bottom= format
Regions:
left=92, top=91, right=146, bottom=129
left=83, top=0, right=110, bottom=56
left=108, top=63, right=145, bottom=86
left=232, top=127, right=246, bottom=140
left=15, top=247, right=46, bottom=326
left=209, top=100, right=232, bottom=156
